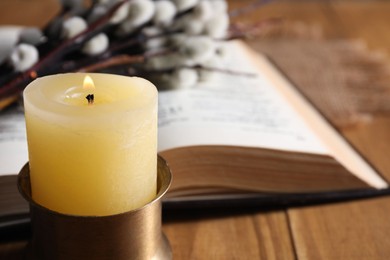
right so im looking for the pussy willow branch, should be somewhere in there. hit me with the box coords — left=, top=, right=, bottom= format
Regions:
left=78, top=48, right=175, bottom=72
left=0, top=0, right=281, bottom=109
left=0, top=0, right=128, bottom=100
left=65, top=16, right=281, bottom=75
left=62, top=28, right=185, bottom=73
left=31, top=1, right=128, bottom=70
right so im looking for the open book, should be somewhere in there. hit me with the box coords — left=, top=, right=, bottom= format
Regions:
left=157, top=41, right=389, bottom=206
left=0, top=42, right=389, bottom=223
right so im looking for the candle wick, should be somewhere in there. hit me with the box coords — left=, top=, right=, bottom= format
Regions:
left=86, top=94, right=94, bottom=105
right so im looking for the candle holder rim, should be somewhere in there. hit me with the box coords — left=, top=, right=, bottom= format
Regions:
left=17, top=155, right=172, bottom=218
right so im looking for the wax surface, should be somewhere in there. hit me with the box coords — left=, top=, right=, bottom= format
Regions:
left=23, top=73, right=157, bottom=216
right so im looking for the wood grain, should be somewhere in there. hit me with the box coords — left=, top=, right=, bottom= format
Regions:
left=251, top=1, right=390, bottom=259
left=287, top=117, right=390, bottom=259
left=229, top=2, right=390, bottom=258
left=163, top=210, right=295, bottom=260
left=289, top=197, right=390, bottom=259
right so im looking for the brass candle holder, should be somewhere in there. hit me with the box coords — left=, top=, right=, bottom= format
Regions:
left=18, top=156, right=172, bottom=260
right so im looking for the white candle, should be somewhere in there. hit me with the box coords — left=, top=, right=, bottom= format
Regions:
left=23, top=73, right=157, bottom=216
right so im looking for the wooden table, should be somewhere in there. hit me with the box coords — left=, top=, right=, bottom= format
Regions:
left=1, top=1, right=390, bottom=259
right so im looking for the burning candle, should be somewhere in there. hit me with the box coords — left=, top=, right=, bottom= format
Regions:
left=23, top=73, right=157, bottom=216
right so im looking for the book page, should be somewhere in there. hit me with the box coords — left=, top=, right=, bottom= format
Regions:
left=158, top=43, right=327, bottom=155
left=0, top=104, right=28, bottom=175
left=238, top=41, right=388, bottom=189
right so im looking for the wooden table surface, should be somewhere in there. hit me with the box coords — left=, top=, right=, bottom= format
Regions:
left=2, top=0, right=390, bottom=259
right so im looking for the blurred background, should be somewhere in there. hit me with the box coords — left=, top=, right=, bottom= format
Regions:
left=0, top=0, right=389, bottom=53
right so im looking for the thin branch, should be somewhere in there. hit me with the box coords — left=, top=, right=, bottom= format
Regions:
left=78, top=49, right=176, bottom=72
left=79, top=54, right=144, bottom=72
left=193, top=65, right=258, bottom=77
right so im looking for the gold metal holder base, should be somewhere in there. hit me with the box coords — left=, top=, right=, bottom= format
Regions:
left=18, top=156, right=172, bottom=260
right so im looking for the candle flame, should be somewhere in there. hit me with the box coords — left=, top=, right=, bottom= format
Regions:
left=83, top=75, right=95, bottom=90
